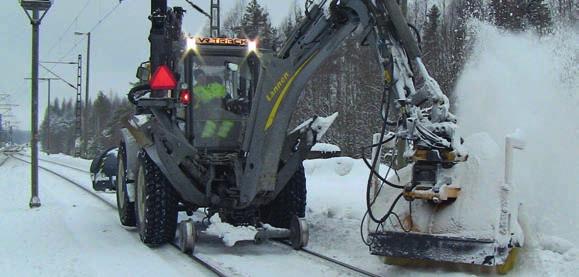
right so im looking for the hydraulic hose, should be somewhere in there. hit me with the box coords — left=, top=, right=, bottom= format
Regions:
left=128, top=84, right=151, bottom=105
left=364, top=78, right=405, bottom=224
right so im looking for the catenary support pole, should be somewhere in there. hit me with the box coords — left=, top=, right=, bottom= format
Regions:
left=75, top=31, right=91, bottom=157
left=20, top=0, right=52, bottom=208
left=30, top=9, right=41, bottom=208
left=46, top=79, right=51, bottom=154
left=84, top=33, right=90, bottom=156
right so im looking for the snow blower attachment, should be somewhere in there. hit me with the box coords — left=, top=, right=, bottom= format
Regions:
left=365, top=130, right=525, bottom=273
left=354, top=1, right=524, bottom=272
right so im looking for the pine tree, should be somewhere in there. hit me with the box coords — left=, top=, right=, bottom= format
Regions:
left=223, top=0, right=246, bottom=38
left=438, top=0, right=482, bottom=103
left=550, top=0, right=575, bottom=23
left=103, top=99, right=134, bottom=149
left=86, top=91, right=113, bottom=156
left=422, top=5, right=444, bottom=88
left=527, top=0, right=553, bottom=35
left=280, top=3, right=304, bottom=42
left=237, top=0, right=280, bottom=50
left=490, top=0, right=527, bottom=31
left=39, top=105, right=50, bottom=152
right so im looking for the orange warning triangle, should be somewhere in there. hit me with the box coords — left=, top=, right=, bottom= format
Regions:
left=150, top=65, right=177, bottom=90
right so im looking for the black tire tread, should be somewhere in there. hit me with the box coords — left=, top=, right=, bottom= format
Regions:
left=137, top=151, right=179, bottom=246
left=260, top=164, right=307, bottom=228
left=117, top=143, right=136, bottom=227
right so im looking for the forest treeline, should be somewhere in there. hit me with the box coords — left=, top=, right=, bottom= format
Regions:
left=40, top=0, right=571, bottom=158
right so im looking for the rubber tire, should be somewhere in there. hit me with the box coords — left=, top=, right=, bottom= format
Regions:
left=135, top=151, right=179, bottom=246
left=116, top=142, right=136, bottom=227
left=260, top=164, right=307, bottom=228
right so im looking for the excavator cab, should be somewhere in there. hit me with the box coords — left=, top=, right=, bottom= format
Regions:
left=182, top=37, right=260, bottom=152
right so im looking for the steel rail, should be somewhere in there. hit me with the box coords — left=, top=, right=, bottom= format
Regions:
left=12, top=154, right=383, bottom=277
left=276, top=241, right=382, bottom=277
left=9, top=154, right=228, bottom=277
left=15, top=153, right=88, bottom=173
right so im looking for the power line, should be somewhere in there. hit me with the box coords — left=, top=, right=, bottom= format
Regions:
left=89, top=1, right=123, bottom=33
left=55, top=1, right=124, bottom=62
left=45, top=0, right=92, bottom=57
left=39, top=64, right=77, bottom=90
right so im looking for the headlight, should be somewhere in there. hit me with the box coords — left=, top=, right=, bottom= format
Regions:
left=187, top=37, right=197, bottom=52
left=247, top=40, right=257, bottom=53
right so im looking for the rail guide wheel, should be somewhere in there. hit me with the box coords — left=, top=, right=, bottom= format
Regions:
left=290, top=216, right=309, bottom=250
left=177, top=219, right=197, bottom=254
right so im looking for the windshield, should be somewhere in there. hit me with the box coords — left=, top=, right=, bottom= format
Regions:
left=192, top=56, right=253, bottom=101
left=186, top=55, right=257, bottom=150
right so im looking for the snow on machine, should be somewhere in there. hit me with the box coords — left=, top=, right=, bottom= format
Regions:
left=366, top=132, right=525, bottom=273
left=90, top=147, right=118, bottom=192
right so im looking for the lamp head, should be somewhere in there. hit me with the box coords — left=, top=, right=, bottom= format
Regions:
left=20, top=0, right=53, bottom=11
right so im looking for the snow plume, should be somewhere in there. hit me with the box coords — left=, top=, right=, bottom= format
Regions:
left=454, top=22, right=579, bottom=248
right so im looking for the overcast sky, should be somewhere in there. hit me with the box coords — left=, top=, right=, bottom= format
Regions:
left=0, top=0, right=305, bottom=131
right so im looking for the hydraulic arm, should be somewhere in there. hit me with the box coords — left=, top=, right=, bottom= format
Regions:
left=240, top=0, right=467, bottom=205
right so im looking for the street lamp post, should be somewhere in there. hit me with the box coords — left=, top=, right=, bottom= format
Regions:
left=74, top=32, right=90, bottom=157
left=20, top=0, right=53, bottom=208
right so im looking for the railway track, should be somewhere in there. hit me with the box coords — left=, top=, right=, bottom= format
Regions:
left=9, top=154, right=228, bottom=277
left=9, top=153, right=382, bottom=277
left=14, top=153, right=87, bottom=173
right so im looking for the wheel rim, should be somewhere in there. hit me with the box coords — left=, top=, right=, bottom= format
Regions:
left=291, top=216, right=309, bottom=249
left=136, top=164, right=146, bottom=229
left=116, top=156, right=125, bottom=209
left=179, top=221, right=195, bottom=253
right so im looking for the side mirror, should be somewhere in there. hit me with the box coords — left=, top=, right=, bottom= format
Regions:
left=227, top=63, right=239, bottom=72
left=136, top=62, right=150, bottom=82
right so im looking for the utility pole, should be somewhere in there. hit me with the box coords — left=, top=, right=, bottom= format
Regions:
left=75, top=32, right=91, bottom=157
left=30, top=9, right=42, bottom=207
left=21, top=0, right=53, bottom=208
left=0, top=93, right=15, bottom=147
left=25, top=77, right=58, bottom=154
left=74, top=54, right=83, bottom=157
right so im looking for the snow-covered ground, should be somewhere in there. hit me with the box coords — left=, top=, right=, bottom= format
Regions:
left=0, top=157, right=213, bottom=276
left=4, top=151, right=578, bottom=276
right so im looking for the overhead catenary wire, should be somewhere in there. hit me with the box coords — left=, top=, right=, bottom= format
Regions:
left=39, top=64, right=77, bottom=89
left=54, top=1, right=125, bottom=63
left=42, top=1, right=127, bottom=91
left=183, top=0, right=211, bottom=18
left=45, top=0, right=92, bottom=58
